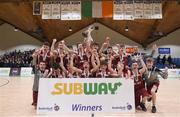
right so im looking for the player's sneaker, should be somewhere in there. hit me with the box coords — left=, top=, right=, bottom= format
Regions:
left=151, top=106, right=157, bottom=113
left=140, top=102, right=147, bottom=112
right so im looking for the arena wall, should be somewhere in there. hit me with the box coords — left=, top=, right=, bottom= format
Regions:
left=0, top=23, right=42, bottom=55
left=64, top=23, right=141, bottom=47
left=0, top=23, right=180, bottom=58
left=146, top=28, right=180, bottom=58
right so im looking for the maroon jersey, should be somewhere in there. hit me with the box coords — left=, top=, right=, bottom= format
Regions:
left=37, top=51, right=51, bottom=68
left=113, top=54, right=127, bottom=69
left=131, top=71, right=145, bottom=90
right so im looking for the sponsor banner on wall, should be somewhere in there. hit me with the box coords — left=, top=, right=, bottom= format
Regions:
left=71, top=1, right=81, bottom=20
left=42, top=1, right=52, bottom=19
left=113, top=0, right=124, bottom=20
left=143, top=1, right=153, bottom=19
left=0, top=68, right=10, bottom=77
left=124, top=0, right=134, bottom=20
left=152, top=0, right=162, bottom=19
left=51, top=1, right=61, bottom=19
left=9, top=68, right=21, bottom=76
left=126, top=46, right=138, bottom=54
left=20, top=67, right=33, bottom=77
left=37, top=78, right=135, bottom=114
left=61, top=1, right=72, bottom=20
left=134, top=0, right=144, bottom=19
left=61, top=1, right=81, bottom=20
left=158, top=48, right=171, bottom=54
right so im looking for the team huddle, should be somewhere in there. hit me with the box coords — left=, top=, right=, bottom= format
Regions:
left=31, top=26, right=168, bottom=113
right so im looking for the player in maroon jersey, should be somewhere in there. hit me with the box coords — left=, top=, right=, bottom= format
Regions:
left=70, top=49, right=100, bottom=78
left=107, top=55, right=131, bottom=78
left=32, top=42, right=52, bottom=69
left=130, top=55, right=149, bottom=111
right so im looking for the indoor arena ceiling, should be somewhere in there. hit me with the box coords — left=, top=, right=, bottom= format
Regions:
left=0, top=1, right=180, bottom=47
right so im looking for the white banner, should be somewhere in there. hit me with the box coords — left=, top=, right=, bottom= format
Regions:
left=158, top=69, right=180, bottom=78
left=61, top=1, right=81, bottom=20
left=113, top=1, right=124, bottom=20
left=134, top=0, right=144, bottom=19
left=124, top=1, right=134, bottom=20
left=152, top=1, right=162, bottom=19
left=42, top=2, right=52, bottom=19
left=51, top=2, right=61, bottom=19
left=61, top=1, right=72, bottom=20
left=143, top=1, right=153, bottom=19
left=167, top=69, right=180, bottom=78
left=20, top=67, right=33, bottom=77
left=0, top=68, right=10, bottom=77
left=71, top=1, right=81, bottom=20
left=37, top=78, right=135, bottom=114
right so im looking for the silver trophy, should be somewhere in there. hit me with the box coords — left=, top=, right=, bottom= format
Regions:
left=82, top=25, right=95, bottom=44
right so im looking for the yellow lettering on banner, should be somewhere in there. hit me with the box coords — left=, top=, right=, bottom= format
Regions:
left=64, top=83, right=73, bottom=95
left=74, top=83, right=83, bottom=94
left=51, top=83, right=63, bottom=95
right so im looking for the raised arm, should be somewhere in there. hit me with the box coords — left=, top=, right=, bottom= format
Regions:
left=32, top=47, right=42, bottom=58
left=59, top=54, right=68, bottom=74
left=139, top=55, right=147, bottom=75
left=145, top=44, right=157, bottom=59
left=91, top=50, right=100, bottom=73
left=99, top=37, right=110, bottom=54
left=43, top=69, right=49, bottom=78
left=62, top=41, right=76, bottom=54
left=69, top=54, right=82, bottom=73
left=51, top=39, right=57, bottom=51
left=108, top=56, right=117, bottom=74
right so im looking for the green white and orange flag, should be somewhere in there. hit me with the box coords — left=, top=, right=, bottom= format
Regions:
left=81, top=0, right=113, bottom=18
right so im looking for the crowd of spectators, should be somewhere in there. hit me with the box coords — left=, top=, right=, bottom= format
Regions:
left=0, top=50, right=34, bottom=68
left=155, top=54, right=179, bottom=68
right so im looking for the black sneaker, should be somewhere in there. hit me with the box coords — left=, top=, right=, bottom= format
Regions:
left=147, top=97, right=152, bottom=102
left=151, top=106, right=157, bottom=113
left=140, top=102, right=147, bottom=112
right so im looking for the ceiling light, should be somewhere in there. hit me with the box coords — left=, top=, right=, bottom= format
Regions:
left=69, top=27, right=72, bottom=32
left=14, top=27, right=18, bottom=32
left=125, top=26, right=129, bottom=32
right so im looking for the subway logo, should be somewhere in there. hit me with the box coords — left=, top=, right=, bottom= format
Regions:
left=51, top=82, right=122, bottom=95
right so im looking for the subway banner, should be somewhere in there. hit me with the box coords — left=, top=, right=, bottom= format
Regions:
left=37, top=78, right=135, bottom=114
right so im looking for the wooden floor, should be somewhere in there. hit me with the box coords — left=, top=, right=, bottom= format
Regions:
left=0, top=77, right=180, bottom=117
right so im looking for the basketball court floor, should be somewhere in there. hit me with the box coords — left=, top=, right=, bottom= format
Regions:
left=0, top=77, right=180, bottom=117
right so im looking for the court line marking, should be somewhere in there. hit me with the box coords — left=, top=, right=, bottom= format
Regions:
left=0, top=78, right=10, bottom=87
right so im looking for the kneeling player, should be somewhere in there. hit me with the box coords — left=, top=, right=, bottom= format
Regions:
left=144, top=58, right=168, bottom=113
